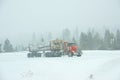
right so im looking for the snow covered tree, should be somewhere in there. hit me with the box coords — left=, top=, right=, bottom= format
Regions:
left=47, top=32, right=52, bottom=41
left=32, top=32, right=37, bottom=43
left=80, top=31, right=103, bottom=50
left=62, top=28, right=71, bottom=41
left=41, top=37, right=44, bottom=43
left=80, top=32, right=88, bottom=50
left=114, top=30, right=120, bottom=49
left=87, top=31, right=94, bottom=49
left=72, top=37, right=77, bottom=43
left=74, top=27, right=79, bottom=45
left=0, top=44, right=2, bottom=53
left=3, top=39, right=13, bottom=52
left=93, top=32, right=102, bottom=49
left=103, top=30, right=115, bottom=50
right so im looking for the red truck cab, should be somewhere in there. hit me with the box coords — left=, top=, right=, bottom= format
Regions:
left=67, top=43, right=78, bottom=53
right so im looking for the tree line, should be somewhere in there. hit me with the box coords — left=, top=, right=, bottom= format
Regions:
left=0, top=28, right=120, bottom=53
left=62, top=28, right=120, bottom=50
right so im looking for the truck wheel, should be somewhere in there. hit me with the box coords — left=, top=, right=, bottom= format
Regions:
left=54, top=52, right=62, bottom=57
left=27, top=53, right=31, bottom=58
left=68, top=52, right=73, bottom=57
left=77, top=52, right=81, bottom=57
left=31, top=53, right=34, bottom=57
left=27, top=53, right=34, bottom=58
left=58, top=52, right=62, bottom=57
left=45, top=52, right=52, bottom=57
left=37, top=53, right=41, bottom=57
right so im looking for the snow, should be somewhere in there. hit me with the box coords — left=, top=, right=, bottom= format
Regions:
left=0, top=50, right=120, bottom=80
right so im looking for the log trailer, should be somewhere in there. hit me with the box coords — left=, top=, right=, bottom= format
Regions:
left=27, top=39, right=82, bottom=57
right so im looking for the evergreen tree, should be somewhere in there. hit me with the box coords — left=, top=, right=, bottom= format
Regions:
left=114, top=30, right=120, bottom=49
left=74, top=27, right=79, bottom=45
left=0, top=44, right=2, bottom=53
left=104, top=30, right=113, bottom=49
left=40, top=37, right=45, bottom=46
left=93, top=32, right=102, bottom=49
left=72, top=37, right=76, bottom=43
left=48, top=32, right=52, bottom=41
left=32, top=32, right=37, bottom=43
left=62, top=28, right=71, bottom=41
left=3, top=39, right=13, bottom=52
left=80, top=32, right=88, bottom=50
left=41, top=37, right=44, bottom=43
left=87, top=31, right=94, bottom=49
left=110, top=33, right=115, bottom=49
left=14, top=46, right=18, bottom=52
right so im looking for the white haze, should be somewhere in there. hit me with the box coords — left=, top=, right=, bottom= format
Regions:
left=0, top=0, right=120, bottom=45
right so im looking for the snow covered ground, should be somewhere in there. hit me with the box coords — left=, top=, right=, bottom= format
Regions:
left=0, top=50, right=120, bottom=80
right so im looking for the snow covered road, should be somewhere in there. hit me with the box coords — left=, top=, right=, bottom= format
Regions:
left=0, top=50, right=120, bottom=80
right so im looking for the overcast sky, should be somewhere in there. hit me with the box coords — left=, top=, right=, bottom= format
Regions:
left=0, top=0, right=120, bottom=45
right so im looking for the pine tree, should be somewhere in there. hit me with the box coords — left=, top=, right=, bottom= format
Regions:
left=48, top=32, right=52, bottom=41
left=87, top=31, right=94, bottom=49
left=104, top=30, right=112, bottom=50
left=62, top=28, right=71, bottom=41
left=115, top=30, right=120, bottom=49
left=0, top=44, right=2, bottom=53
left=93, top=32, right=102, bottom=50
left=72, top=37, right=76, bottom=43
left=74, top=27, right=79, bottom=45
left=32, top=32, right=37, bottom=43
left=3, top=39, right=13, bottom=52
left=80, top=32, right=88, bottom=50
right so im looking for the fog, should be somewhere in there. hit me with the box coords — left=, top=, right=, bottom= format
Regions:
left=0, top=0, right=120, bottom=45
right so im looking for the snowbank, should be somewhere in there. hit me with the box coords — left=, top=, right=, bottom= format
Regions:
left=0, top=50, right=120, bottom=80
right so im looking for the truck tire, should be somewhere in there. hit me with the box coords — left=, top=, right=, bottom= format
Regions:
left=27, top=53, right=31, bottom=58
left=68, top=52, right=73, bottom=57
left=27, top=53, right=34, bottom=58
left=36, top=53, right=41, bottom=57
left=45, top=52, right=62, bottom=57
left=45, top=52, right=53, bottom=57
left=77, top=52, right=81, bottom=57
left=53, top=52, right=62, bottom=57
